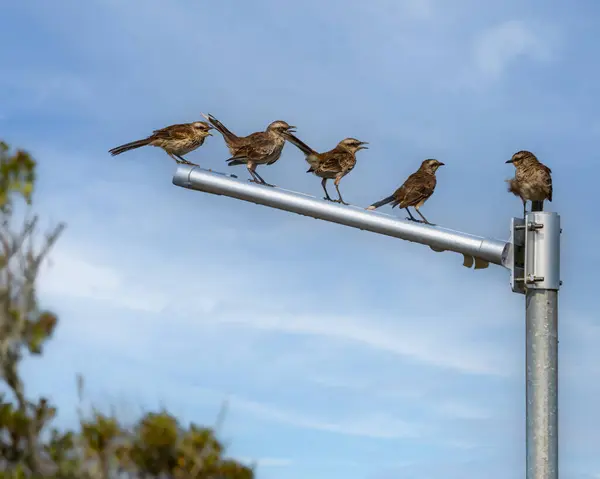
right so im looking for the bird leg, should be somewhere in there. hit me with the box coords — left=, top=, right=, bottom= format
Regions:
left=333, top=177, right=349, bottom=205
left=415, top=206, right=434, bottom=226
left=167, top=152, right=183, bottom=164
left=522, top=199, right=527, bottom=218
left=321, top=178, right=333, bottom=201
left=246, top=164, right=263, bottom=184
left=253, top=170, right=275, bottom=188
left=247, top=164, right=275, bottom=187
left=175, top=154, right=198, bottom=166
left=405, top=208, right=417, bottom=222
left=333, top=185, right=349, bottom=205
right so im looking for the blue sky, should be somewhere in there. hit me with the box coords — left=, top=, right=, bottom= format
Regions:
left=1, top=0, right=600, bottom=478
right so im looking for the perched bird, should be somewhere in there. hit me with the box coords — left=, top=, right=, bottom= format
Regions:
left=282, top=133, right=368, bottom=204
left=202, top=113, right=296, bottom=187
left=108, top=121, right=213, bottom=165
left=505, top=150, right=553, bottom=216
left=366, top=159, right=445, bottom=225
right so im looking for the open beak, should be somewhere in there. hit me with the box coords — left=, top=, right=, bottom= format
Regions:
left=358, top=141, right=369, bottom=150
left=286, top=126, right=297, bottom=134
left=505, top=159, right=514, bottom=164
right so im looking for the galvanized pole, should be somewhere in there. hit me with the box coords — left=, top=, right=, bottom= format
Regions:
left=170, top=165, right=563, bottom=479
left=522, top=211, right=561, bottom=479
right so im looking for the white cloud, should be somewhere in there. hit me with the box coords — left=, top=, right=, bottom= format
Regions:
left=37, top=233, right=510, bottom=378
left=229, top=395, right=422, bottom=439
left=39, top=248, right=169, bottom=313
left=474, top=20, right=555, bottom=80
left=211, top=313, right=509, bottom=376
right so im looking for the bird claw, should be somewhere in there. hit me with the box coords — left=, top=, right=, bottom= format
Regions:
left=178, top=160, right=198, bottom=166
left=249, top=179, right=276, bottom=187
left=334, top=199, right=349, bottom=205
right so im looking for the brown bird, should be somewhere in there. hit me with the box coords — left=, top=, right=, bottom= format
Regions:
left=282, top=132, right=368, bottom=204
left=202, top=113, right=296, bottom=187
left=108, top=121, right=213, bottom=165
left=506, top=150, right=553, bottom=216
left=366, top=159, right=445, bottom=225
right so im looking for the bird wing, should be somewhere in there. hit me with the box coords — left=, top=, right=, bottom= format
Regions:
left=393, top=171, right=436, bottom=208
left=230, top=134, right=277, bottom=161
left=506, top=178, right=521, bottom=197
left=151, top=124, right=192, bottom=140
left=313, top=149, right=350, bottom=174
left=540, top=163, right=553, bottom=202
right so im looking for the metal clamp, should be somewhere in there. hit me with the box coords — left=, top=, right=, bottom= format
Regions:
left=523, top=212, right=561, bottom=291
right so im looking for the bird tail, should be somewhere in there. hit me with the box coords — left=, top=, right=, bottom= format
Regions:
left=283, top=132, right=316, bottom=156
left=226, top=155, right=247, bottom=166
left=108, top=138, right=151, bottom=156
left=366, top=195, right=395, bottom=210
left=202, top=113, right=238, bottom=144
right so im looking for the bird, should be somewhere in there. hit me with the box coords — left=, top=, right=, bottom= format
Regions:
left=201, top=113, right=296, bottom=187
left=505, top=150, right=552, bottom=217
left=366, top=159, right=445, bottom=225
left=281, top=132, right=368, bottom=205
left=108, top=121, right=213, bottom=166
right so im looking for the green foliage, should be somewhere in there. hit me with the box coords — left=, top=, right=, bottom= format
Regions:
left=0, top=140, right=255, bottom=478
left=0, top=141, right=36, bottom=213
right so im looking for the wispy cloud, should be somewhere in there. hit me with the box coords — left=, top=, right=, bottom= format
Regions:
left=40, top=248, right=169, bottom=313
left=40, top=241, right=510, bottom=376
left=473, top=20, right=556, bottom=81
left=229, top=396, right=422, bottom=440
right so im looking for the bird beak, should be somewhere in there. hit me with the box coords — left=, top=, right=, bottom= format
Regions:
left=286, top=126, right=297, bottom=133
left=437, top=162, right=445, bottom=166
left=505, top=159, right=514, bottom=164
left=358, top=141, right=369, bottom=150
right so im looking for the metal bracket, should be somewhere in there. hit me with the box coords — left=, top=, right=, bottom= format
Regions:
left=508, top=213, right=561, bottom=293
left=522, top=212, right=561, bottom=291
left=508, top=217, right=526, bottom=294
left=428, top=246, right=489, bottom=270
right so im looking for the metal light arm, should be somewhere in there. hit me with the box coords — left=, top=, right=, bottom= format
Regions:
left=172, top=165, right=509, bottom=269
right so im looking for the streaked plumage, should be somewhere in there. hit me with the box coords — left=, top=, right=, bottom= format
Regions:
left=202, top=113, right=295, bottom=187
left=283, top=133, right=368, bottom=204
left=366, top=159, right=445, bottom=225
left=108, top=121, right=213, bottom=165
left=505, top=150, right=553, bottom=216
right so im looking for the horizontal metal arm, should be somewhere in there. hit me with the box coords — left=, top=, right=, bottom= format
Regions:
left=172, top=166, right=510, bottom=268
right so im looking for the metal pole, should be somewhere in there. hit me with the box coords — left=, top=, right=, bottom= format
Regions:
left=169, top=165, right=563, bottom=478
left=172, top=165, right=509, bottom=267
left=523, top=211, right=561, bottom=479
